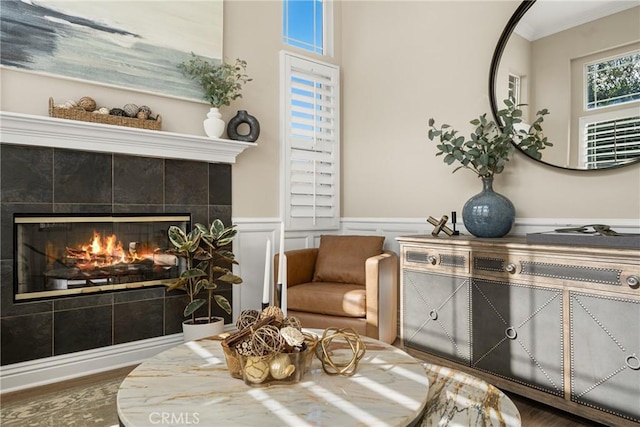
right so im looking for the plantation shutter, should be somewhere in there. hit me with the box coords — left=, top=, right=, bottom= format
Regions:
left=280, top=52, right=340, bottom=230
left=583, top=115, right=640, bottom=169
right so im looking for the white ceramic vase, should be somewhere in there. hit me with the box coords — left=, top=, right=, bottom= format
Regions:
left=203, top=107, right=225, bottom=138
left=182, top=317, right=224, bottom=342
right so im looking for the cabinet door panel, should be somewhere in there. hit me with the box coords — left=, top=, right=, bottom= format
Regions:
left=570, top=292, right=640, bottom=422
left=402, top=270, right=470, bottom=364
left=471, top=279, right=564, bottom=396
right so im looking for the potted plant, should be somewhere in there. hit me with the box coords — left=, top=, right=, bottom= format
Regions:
left=167, top=219, right=243, bottom=341
left=427, top=98, right=552, bottom=237
left=178, top=53, right=251, bottom=138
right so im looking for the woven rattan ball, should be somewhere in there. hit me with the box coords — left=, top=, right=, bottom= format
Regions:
left=236, top=309, right=260, bottom=330
left=78, top=96, right=97, bottom=112
left=260, top=305, right=284, bottom=324
left=250, top=325, right=285, bottom=357
left=282, top=316, right=302, bottom=330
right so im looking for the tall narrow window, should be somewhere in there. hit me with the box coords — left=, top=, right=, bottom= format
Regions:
left=586, top=51, right=640, bottom=110
left=508, top=74, right=521, bottom=104
left=283, top=0, right=330, bottom=55
left=280, top=52, right=340, bottom=230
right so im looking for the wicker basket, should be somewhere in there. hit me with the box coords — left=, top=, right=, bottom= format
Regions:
left=49, top=98, right=162, bottom=131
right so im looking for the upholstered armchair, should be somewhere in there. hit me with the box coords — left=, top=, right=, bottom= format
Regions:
left=274, top=235, right=398, bottom=344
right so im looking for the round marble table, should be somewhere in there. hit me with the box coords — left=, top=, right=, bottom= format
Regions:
left=420, top=364, right=521, bottom=427
left=117, top=333, right=430, bottom=426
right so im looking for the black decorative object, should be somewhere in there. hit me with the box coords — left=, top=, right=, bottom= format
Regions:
left=227, top=110, right=260, bottom=142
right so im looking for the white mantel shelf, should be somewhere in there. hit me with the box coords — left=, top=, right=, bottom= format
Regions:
left=0, top=111, right=255, bottom=164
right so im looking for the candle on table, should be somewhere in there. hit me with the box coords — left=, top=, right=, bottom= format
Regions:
left=278, top=221, right=285, bottom=282
left=262, top=239, right=271, bottom=308
left=277, top=222, right=285, bottom=306
left=281, top=254, right=288, bottom=317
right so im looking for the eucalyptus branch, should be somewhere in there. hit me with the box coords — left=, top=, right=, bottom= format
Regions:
left=179, top=53, right=252, bottom=108
left=427, top=98, right=552, bottom=178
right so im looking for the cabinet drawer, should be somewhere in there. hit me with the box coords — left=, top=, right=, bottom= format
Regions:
left=403, top=245, right=470, bottom=275
left=472, top=251, right=640, bottom=294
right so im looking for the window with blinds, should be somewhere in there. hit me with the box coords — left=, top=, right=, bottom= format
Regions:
left=583, top=114, right=640, bottom=169
left=280, top=52, right=340, bottom=230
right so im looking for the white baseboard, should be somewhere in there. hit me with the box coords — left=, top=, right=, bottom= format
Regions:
left=0, top=334, right=183, bottom=394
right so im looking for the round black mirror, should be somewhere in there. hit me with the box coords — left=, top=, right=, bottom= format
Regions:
left=489, top=0, right=640, bottom=171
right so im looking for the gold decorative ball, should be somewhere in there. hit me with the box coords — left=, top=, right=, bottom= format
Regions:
left=244, top=357, right=270, bottom=383
left=269, top=353, right=296, bottom=380
left=315, top=327, right=366, bottom=377
left=78, top=96, right=96, bottom=112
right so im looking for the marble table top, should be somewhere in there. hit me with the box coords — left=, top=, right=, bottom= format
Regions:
left=420, top=363, right=521, bottom=427
left=117, top=332, right=430, bottom=427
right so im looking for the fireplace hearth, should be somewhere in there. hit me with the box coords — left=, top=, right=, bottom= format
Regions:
left=14, top=214, right=190, bottom=301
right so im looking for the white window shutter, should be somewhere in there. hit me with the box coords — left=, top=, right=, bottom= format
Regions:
left=280, top=52, right=340, bottom=231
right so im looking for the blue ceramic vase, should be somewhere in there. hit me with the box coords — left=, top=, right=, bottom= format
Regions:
left=462, top=177, right=515, bottom=238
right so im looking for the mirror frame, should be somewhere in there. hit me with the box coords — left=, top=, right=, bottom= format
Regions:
left=489, top=0, right=640, bottom=171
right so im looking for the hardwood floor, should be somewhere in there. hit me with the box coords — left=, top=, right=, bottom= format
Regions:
left=1, top=364, right=606, bottom=426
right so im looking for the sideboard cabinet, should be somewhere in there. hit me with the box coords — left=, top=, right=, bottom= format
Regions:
left=398, top=235, right=639, bottom=427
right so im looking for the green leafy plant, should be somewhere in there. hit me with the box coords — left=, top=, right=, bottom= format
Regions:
left=427, top=98, right=552, bottom=178
left=166, top=219, right=243, bottom=324
left=178, top=53, right=251, bottom=108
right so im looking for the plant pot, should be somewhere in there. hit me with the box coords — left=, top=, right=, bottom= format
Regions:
left=462, top=177, right=515, bottom=238
left=182, top=317, right=224, bottom=342
left=203, top=107, right=225, bottom=138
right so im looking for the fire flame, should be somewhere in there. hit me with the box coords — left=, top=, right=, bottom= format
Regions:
left=67, top=231, right=148, bottom=269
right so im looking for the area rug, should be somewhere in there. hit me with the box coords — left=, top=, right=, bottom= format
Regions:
left=0, top=376, right=123, bottom=427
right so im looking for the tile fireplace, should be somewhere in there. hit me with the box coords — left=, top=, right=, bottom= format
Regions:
left=1, top=142, right=233, bottom=365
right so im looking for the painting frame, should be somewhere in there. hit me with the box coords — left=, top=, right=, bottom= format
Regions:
left=0, top=0, right=223, bottom=101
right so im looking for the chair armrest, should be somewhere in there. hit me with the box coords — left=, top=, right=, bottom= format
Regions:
left=274, top=248, right=319, bottom=287
left=365, top=251, right=399, bottom=344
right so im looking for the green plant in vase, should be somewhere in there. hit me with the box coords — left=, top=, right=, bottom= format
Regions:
left=426, top=98, right=552, bottom=237
left=427, top=98, right=551, bottom=178
left=167, top=219, right=243, bottom=337
left=179, top=53, right=252, bottom=138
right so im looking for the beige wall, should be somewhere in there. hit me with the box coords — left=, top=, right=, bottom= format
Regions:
left=1, top=1, right=638, bottom=222
left=340, top=0, right=639, bottom=220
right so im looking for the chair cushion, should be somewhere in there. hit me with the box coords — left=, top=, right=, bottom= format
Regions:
left=312, top=235, right=384, bottom=285
left=288, top=282, right=366, bottom=318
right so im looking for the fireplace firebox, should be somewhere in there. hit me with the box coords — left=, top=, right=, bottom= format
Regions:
left=14, top=214, right=190, bottom=301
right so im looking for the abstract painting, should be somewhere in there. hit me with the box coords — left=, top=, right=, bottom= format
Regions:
left=0, top=0, right=223, bottom=100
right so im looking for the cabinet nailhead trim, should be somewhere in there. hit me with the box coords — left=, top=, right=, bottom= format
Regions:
left=520, top=261, right=621, bottom=285
left=569, top=292, right=640, bottom=422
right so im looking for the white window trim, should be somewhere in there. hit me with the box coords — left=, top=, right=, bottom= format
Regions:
left=279, top=51, right=340, bottom=231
